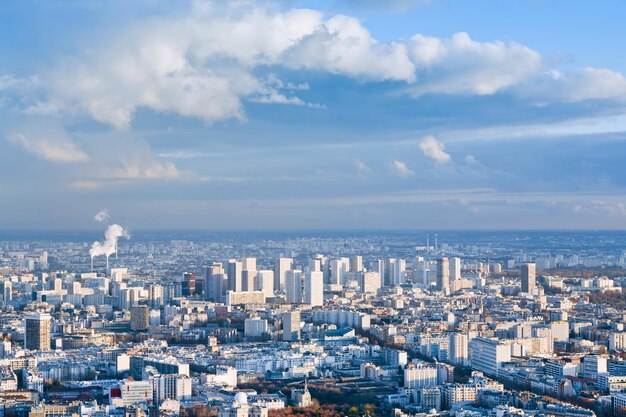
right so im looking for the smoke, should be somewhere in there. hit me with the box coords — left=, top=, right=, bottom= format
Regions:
left=94, top=208, right=110, bottom=222
left=89, top=224, right=130, bottom=259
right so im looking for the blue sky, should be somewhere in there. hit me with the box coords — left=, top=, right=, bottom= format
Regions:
left=2, top=0, right=626, bottom=230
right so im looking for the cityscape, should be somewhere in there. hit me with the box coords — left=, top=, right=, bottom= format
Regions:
left=2, top=228, right=626, bottom=417
left=3, top=2, right=626, bottom=417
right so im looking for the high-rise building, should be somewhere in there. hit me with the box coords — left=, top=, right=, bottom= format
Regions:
left=242, top=269, right=257, bottom=292
left=360, top=271, right=381, bottom=294
left=242, top=258, right=256, bottom=272
left=227, top=260, right=243, bottom=292
left=130, top=305, right=150, bottom=331
left=285, top=270, right=303, bottom=304
left=0, top=280, right=11, bottom=305
left=24, top=313, right=51, bottom=351
left=274, top=258, right=293, bottom=292
left=449, top=332, right=469, bottom=366
left=450, top=257, right=462, bottom=280
left=521, top=263, right=536, bottom=293
left=436, top=258, right=450, bottom=291
left=330, top=258, right=349, bottom=285
left=256, top=270, right=274, bottom=299
left=384, top=258, right=406, bottom=287
left=282, top=311, right=301, bottom=341
left=350, top=256, right=363, bottom=272
left=303, top=271, right=323, bottom=306
left=469, top=337, right=511, bottom=376
left=205, top=263, right=226, bottom=302
left=182, top=272, right=196, bottom=296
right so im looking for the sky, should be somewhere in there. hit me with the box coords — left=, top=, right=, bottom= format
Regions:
left=2, top=0, right=626, bottom=230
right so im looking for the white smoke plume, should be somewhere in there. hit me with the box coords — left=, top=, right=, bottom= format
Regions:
left=94, top=208, right=110, bottom=222
left=89, top=224, right=130, bottom=259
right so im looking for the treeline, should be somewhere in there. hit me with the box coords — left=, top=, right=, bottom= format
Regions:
left=270, top=403, right=377, bottom=417
left=588, top=289, right=626, bottom=308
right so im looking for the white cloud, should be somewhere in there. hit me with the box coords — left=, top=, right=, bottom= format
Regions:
left=390, top=160, right=415, bottom=178
left=419, top=135, right=451, bottom=164
left=94, top=209, right=110, bottom=222
left=8, top=131, right=89, bottom=163
left=407, top=32, right=541, bottom=96
left=517, top=67, right=626, bottom=103
left=3, top=2, right=626, bottom=131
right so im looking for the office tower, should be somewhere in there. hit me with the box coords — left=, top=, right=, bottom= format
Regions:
left=205, top=263, right=226, bottom=302
left=227, top=260, right=243, bottom=292
left=285, top=270, right=303, bottom=304
left=304, top=271, right=323, bottom=306
left=361, top=271, right=382, bottom=294
left=242, top=257, right=256, bottom=272
left=182, top=272, right=196, bottom=296
left=0, top=280, right=11, bottom=305
left=385, top=258, right=406, bottom=287
left=436, top=258, right=450, bottom=291
left=521, top=262, right=536, bottom=293
left=256, top=270, right=274, bottom=299
left=274, top=258, right=293, bottom=292
left=309, top=258, right=321, bottom=272
left=24, top=313, right=51, bottom=351
left=282, top=311, right=301, bottom=341
left=149, top=284, right=163, bottom=308
left=242, top=269, right=257, bottom=292
left=350, top=256, right=363, bottom=272
left=330, top=258, right=349, bottom=285
left=450, top=257, right=461, bottom=280
left=130, top=305, right=150, bottom=331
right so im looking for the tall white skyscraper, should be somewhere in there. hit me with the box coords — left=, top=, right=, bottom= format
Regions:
left=256, top=270, right=274, bottom=299
left=274, top=258, right=293, bottom=292
left=241, top=269, right=257, bottom=292
left=330, top=258, right=349, bottom=285
left=304, top=271, right=323, bottom=306
left=385, top=258, right=406, bottom=286
left=450, top=257, right=462, bottom=280
left=242, top=257, right=256, bottom=271
left=205, top=263, right=226, bottom=302
left=285, top=270, right=303, bottom=304
left=350, top=256, right=363, bottom=272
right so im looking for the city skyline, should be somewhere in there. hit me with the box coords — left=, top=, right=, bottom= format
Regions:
left=2, top=1, right=626, bottom=229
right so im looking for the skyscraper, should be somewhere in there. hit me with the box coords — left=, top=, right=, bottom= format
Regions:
left=227, top=260, right=243, bottom=292
left=521, top=262, right=536, bottom=293
left=350, top=256, right=363, bottom=272
left=285, top=270, right=303, bottom=304
left=303, top=271, right=323, bottom=306
left=24, top=313, right=51, bottom=351
left=256, top=270, right=274, bottom=299
left=450, top=257, right=462, bottom=280
left=436, top=258, right=450, bottom=291
left=0, top=280, right=11, bottom=305
left=205, top=263, right=226, bottom=302
left=274, top=258, right=293, bottom=292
